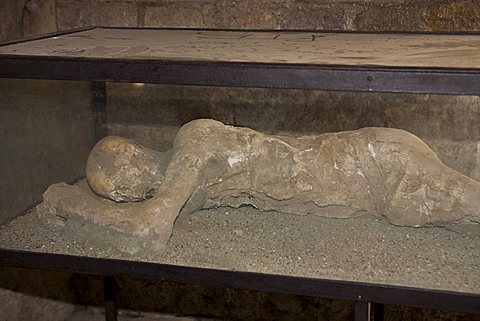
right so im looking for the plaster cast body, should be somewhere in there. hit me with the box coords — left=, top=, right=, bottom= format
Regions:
left=41, top=119, right=480, bottom=252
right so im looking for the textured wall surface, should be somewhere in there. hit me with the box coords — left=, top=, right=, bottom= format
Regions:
left=0, top=0, right=27, bottom=42
left=2, top=0, right=480, bottom=42
left=48, top=0, right=480, bottom=35
left=0, top=268, right=78, bottom=321
left=0, top=79, right=97, bottom=223
left=1, top=1, right=480, bottom=321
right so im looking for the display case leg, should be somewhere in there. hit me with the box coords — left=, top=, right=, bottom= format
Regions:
left=104, top=276, right=118, bottom=321
left=354, top=301, right=371, bottom=321
left=373, top=303, right=384, bottom=321
left=91, top=81, right=108, bottom=141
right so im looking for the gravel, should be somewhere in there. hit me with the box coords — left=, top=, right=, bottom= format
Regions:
left=1, top=204, right=479, bottom=294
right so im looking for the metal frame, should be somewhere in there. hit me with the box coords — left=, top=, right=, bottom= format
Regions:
left=1, top=27, right=480, bottom=95
left=91, top=81, right=108, bottom=141
left=104, top=276, right=117, bottom=321
left=0, top=26, right=97, bottom=47
left=0, top=250, right=478, bottom=313
left=354, top=302, right=371, bottom=321
left=1, top=27, right=480, bottom=320
left=2, top=57, right=480, bottom=95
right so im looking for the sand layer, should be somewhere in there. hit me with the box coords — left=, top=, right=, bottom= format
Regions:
left=0, top=204, right=479, bottom=295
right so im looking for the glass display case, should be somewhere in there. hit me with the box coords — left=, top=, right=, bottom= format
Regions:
left=1, top=27, right=479, bottom=320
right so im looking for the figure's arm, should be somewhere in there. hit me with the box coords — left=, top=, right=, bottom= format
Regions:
left=77, top=130, right=211, bottom=251
left=145, top=150, right=206, bottom=249
left=144, top=119, right=254, bottom=248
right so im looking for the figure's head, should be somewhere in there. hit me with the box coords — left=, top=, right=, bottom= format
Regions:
left=86, top=136, right=162, bottom=202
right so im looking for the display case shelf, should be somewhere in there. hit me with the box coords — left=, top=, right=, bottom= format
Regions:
left=1, top=27, right=479, bottom=321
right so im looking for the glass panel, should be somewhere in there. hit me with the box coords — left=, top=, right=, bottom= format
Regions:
left=1, top=79, right=479, bottom=295
left=0, top=78, right=96, bottom=222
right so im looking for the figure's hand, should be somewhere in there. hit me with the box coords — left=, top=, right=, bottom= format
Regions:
left=140, top=197, right=182, bottom=251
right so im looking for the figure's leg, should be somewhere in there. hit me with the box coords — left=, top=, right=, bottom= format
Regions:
left=385, top=153, right=480, bottom=227
left=356, top=127, right=480, bottom=227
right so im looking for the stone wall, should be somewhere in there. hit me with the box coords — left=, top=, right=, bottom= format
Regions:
left=54, top=0, right=480, bottom=32
left=1, top=1, right=480, bottom=321
left=2, top=0, right=480, bottom=42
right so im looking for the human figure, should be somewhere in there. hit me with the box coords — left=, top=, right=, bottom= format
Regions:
left=39, top=119, right=480, bottom=253
left=43, top=119, right=480, bottom=252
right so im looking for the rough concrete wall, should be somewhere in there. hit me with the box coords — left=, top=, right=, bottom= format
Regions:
left=0, top=0, right=56, bottom=41
left=23, top=0, right=57, bottom=37
left=0, top=79, right=97, bottom=223
left=2, top=0, right=480, bottom=42
left=53, top=0, right=480, bottom=32
left=0, top=268, right=78, bottom=321
left=0, top=0, right=27, bottom=42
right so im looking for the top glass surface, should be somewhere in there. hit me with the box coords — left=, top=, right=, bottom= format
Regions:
left=1, top=28, right=480, bottom=69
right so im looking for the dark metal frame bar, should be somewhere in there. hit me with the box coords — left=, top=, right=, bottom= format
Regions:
left=104, top=276, right=118, bottom=321
left=91, top=81, right=108, bottom=141
left=373, top=303, right=385, bottom=321
left=1, top=57, right=479, bottom=95
left=0, top=26, right=97, bottom=47
left=355, top=302, right=371, bottom=321
left=0, top=249, right=478, bottom=315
